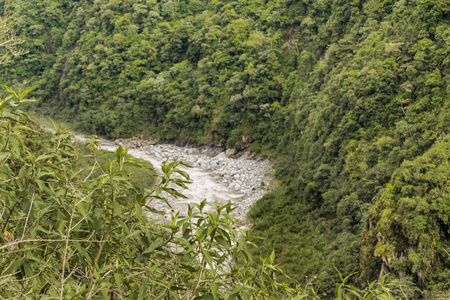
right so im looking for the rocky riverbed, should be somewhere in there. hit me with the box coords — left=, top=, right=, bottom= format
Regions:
left=74, top=135, right=273, bottom=222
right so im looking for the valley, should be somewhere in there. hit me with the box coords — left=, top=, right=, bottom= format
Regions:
left=1, top=0, right=449, bottom=296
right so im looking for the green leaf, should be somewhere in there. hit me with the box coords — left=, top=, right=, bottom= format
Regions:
left=4, top=85, right=17, bottom=97
left=268, top=250, right=275, bottom=265
left=237, top=241, right=246, bottom=253
left=114, top=273, right=124, bottom=289
left=124, top=230, right=141, bottom=240
left=0, top=152, right=10, bottom=162
left=135, top=203, right=142, bottom=216
left=130, top=292, right=138, bottom=300
left=345, top=288, right=362, bottom=298
left=36, top=154, right=56, bottom=162
left=162, top=187, right=188, bottom=199
left=214, top=236, right=229, bottom=249
left=93, top=218, right=103, bottom=235
left=77, top=202, right=87, bottom=216
left=14, top=125, right=36, bottom=132
left=26, top=254, right=46, bottom=265
left=230, top=285, right=243, bottom=295
left=178, top=161, right=192, bottom=168
left=202, top=249, right=214, bottom=270
left=36, top=179, right=47, bottom=192
left=376, top=293, right=391, bottom=300
left=175, top=169, right=191, bottom=180
left=143, top=240, right=164, bottom=254
left=48, top=117, right=59, bottom=132
left=19, top=87, right=35, bottom=100
left=19, top=99, right=37, bottom=104
left=23, top=261, right=33, bottom=278
left=7, top=257, right=25, bottom=274
left=9, top=134, right=23, bottom=156
left=19, top=164, right=31, bottom=179
left=210, top=282, right=219, bottom=300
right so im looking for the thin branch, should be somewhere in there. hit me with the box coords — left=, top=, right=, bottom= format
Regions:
left=61, top=188, right=78, bottom=299
left=0, top=239, right=103, bottom=251
left=21, top=189, right=36, bottom=240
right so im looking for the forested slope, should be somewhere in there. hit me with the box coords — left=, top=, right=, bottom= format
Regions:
left=2, top=0, right=450, bottom=295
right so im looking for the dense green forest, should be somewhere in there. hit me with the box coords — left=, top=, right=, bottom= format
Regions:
left=1, top=0, right=450, bottom=296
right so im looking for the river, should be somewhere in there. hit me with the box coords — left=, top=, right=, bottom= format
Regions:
left=73, top=134, right=273, bottom=223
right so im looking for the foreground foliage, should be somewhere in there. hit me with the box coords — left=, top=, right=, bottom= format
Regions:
left=0, top=90, right=401, bottom=298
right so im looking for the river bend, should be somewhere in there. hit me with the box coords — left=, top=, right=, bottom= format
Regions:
left=73, top=135, right=273, bottom=222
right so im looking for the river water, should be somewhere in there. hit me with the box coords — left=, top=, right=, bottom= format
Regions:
left=73, top=134, right=273, bottom=222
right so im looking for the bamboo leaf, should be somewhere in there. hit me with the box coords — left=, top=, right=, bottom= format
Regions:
left=4, top=85, right=17, bottom=97
left=19, top=87, right=35, bottom=100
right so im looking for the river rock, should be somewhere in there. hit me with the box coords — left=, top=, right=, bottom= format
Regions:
left=225, top=148, right=237, bottom=157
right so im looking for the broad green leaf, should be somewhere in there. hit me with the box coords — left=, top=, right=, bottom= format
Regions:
left=143, top=240, right=164, bottom=254
left=7, top=257, right=25, bottom=275
left=376, top=294, right=391, bottom=300
left=237, top=241, right=246, bottom=253
left=23, top=261, right=34, bottom=278
left=202, top=249, right=214, bottom=270
left=114, top=273, right=124, bottom=289
left=135, top=203, right=142, bottom=216
left=175, top=169, right=190, bottom=180
left=210, top=282, right=219, bottom=300
left=19, top=164, right=31, bottom=179
left=9, top=133, right=23, bottom=156
left=0, top=152, right=10, bottom=162
left=124, top=230, right=141, bottom=240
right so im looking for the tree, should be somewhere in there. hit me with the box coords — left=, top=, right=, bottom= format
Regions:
left=362, top=138, right=450, bottom=292
left=0, top=6, right=26, bottom=64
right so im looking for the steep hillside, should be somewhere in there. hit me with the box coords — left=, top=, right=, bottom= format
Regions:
left=2, top=0, right=450, bottom=295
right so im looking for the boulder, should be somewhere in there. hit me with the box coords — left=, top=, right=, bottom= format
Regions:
left=215, top=152, right=227, bottom=159
left=225, top=148, right=237, bottom=157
